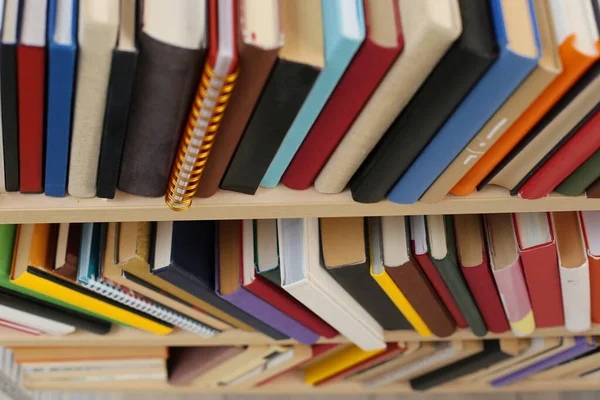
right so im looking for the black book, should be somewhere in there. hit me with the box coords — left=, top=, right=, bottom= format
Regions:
left=0, top=286, right=111, bottom=335
left=96, top=5, right=139, bottom=199
left=1, top=42, right=19, bottom=192
left=151, top=221, right=288, bottom=340
left=410, top=340, right=511, bottom=391
left=350, top=0, right=497, bottom=203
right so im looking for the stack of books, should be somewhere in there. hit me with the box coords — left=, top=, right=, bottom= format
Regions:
left=0, top=0, right=597, bottom=210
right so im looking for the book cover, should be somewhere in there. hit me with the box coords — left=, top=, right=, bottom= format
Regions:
left=580, top=211, right=600, bottom=323
left=168, top=346, right=244, bottom=386
left=44, top=0, right=78, bottom=197
left=556, top=148, right=600, bottom=196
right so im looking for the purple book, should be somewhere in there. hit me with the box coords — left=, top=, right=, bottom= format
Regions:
left=492, top=336, right=597, bottom=387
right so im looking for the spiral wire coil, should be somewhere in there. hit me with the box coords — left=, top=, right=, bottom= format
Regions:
left=166, top=64, right=239, bottom=211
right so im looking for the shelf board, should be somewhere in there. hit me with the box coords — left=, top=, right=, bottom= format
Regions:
left=2, top=325, right=599, bottom=347
left=0, top=186, right=597, bottom=223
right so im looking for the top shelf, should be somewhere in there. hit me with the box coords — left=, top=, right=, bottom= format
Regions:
left=0, top=186, right=598, bottom=223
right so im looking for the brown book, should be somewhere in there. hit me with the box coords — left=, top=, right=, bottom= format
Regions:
left=380, top=216, right=456, bottom=337
left=587, top=178, right=600, bottom=198
left=196, top=0, right=282, bottom=198
left=168, top=346, right=245, bottom=386
left=53, top=223, right=81, bottom=281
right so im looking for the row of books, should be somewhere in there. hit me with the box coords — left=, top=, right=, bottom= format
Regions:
left=1, top=211, right=599, bottom=351
left=168, top=337, right=600, bottom=391
left=1, top=0, right=599, bottom=209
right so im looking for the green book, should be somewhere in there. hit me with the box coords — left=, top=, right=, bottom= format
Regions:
left=556, top=149, right=600, bottom=196
left=424, top=215, right=488, bottom=337
left=0, top=224, right=118, bottom=325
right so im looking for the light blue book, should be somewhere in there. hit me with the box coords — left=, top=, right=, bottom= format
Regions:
left=260, top=0, right=365, bottom=188
left=387, top=0, right=540, bottom=204
left=45, top=0, right=78, bottom=197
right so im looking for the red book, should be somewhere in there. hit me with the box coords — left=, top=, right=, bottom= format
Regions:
left=578, top=211, right=600, bottom=323
left=241, top=220, right=338, bottom=339
left=410, top=216, right=468, bottom=328
left=316, top=343, right=406, bottom=386
left=17, top=3, right=47, bottom=194
left=513, top=213, right=564, bottom=328
left=281, top=0, right=404, bottom=190
left=518, top=108, right=600, bottom=199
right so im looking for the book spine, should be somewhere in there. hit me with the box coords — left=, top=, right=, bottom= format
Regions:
left=559, top=264, right=591, bottom=332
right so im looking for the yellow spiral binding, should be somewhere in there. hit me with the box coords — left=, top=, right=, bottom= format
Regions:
left=165, top=64, right=239, bottom=211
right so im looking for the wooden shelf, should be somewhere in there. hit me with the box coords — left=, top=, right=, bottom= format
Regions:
left=2, top=325, right=600, bottom=347
left=0, top=186, right=598, bottom=223
left=23, top=370, right=600, bottom=394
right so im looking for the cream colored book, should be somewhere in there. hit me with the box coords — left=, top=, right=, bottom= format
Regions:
left=67, top=0, right=119, bottom=198
left=420, top=0, right=562, bottom=203
left=314, top=0, right=461, bottom=194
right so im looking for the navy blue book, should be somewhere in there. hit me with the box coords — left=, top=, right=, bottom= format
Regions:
left=44, top=0, right=78, bottom=197
left=150, top=221, right=288, bottom=340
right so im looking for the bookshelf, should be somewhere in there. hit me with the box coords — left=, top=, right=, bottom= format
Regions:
left=0, top=186, right=598, bottom=223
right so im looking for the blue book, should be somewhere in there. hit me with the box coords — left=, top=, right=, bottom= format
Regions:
left=44, top=0, right=78, bottom=197
left=260, top=0, right=365, bottom=188
left=387, top=0, right=540, bottom=204
left=75, top=223, right=102, bottom=285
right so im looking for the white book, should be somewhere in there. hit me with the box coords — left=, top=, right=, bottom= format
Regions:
left=278, top=218, right=385, bottom=351
left=0, top=304, right=74, bottom=336
left=314, top=0, right=461, bottom=194
left=551, top=211, right=591, bottom=332
left=67, top=0, right=119, bottom=198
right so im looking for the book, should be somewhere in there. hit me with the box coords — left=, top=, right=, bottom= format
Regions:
left=195, top=0, right=282, bottom=198
left=556, top=148, right=600, bottom=196
left=1, top=0, right=19, bottom=192
left=241, top=220, right=337, bottom=339
left=517, top=108, right=600, bottom=199
left=108, top=222, right=231, bottom=332
left=118, top=0, right=206, bottom=197
left=278, top=218, right=385, bottom=351
left=67, top=0, right=119, bottom=198
left=380, top=216, right=456, bottom=338
left=313, top=0, right=461, bottom=195
left=410, top=216, right=468, bottom=329
left=320, top=217, right=412, bottom=330
left=166, top=0, right=238, bottom=210
left=44, top=0, right=78, bottom=197
left=491, top=336, right=596, bottom=387
left=151, top=221, right=287, bottom=340
left=421, top=0, right=561, bottom=203
left=484, top=58, right=600, bottom=192
left=454, top=214, right=510, bottom=334
left=531, top=346, right=600, bottom=380
left=410, top=340, right=512, bottom=391
left=260, top=0, right=365, bottom=188
left=552, top=212, right=591, bottom=332
left=453, top=0, right=600, bottom=196
left=425, top=215, right=487, bottom=336
left=220, top=0, right=323, bottom=195
left=484, top=214, right=536, bottom=336
left=77, top=223, right=212, bottom=336
left=17, top=0, right=47, bottom=193
left=254, top=219, right=280, bottom=285
left=305, top=344, right=387, bottom=385
left=217, top=220, right=316, bottom=344
left=513, top=212, right=564, bottom=328
left=11, top=347, right=167, bottom=363
left=53, top=223, right=81, bottom=280
left=368, top=217, right=431, bottom=336
left=0, top=0, right=6, bottom=192
left=587, top=176, right=600, bottom=198
left=10, top=224, right=170, bottom=334
left=281, top=0, right=403, bottom=191
left=349, top=0, right=496, bottom=204
left=168, top=346, right=245, bottom=386
left=95, top=0, right=138, bottom=200
left=580, top=211, right=600, bottom=323
left=389, top=0, right=542, bottom=204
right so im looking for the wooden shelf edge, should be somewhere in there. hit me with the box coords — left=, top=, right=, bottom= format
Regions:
left=0, top=187, right=597, bottom=223
left=1, top=325, right=598, bottom=347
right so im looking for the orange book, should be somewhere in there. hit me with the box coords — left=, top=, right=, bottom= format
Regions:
left=452, top=6, right=600, bottom=196
left=580, top=211, right=600, bottom=324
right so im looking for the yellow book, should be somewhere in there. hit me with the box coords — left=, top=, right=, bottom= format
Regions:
left=304, top=345, right=386, bottom=385
left=10, top=224, right=172, bottom=335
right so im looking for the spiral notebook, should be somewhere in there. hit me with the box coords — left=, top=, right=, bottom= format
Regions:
left=165, top=0, right=238, bottom=211
left=76, top=223, right=218, bottom=338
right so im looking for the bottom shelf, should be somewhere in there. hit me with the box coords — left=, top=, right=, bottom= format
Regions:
left=23, top=370, right=600, bottom=394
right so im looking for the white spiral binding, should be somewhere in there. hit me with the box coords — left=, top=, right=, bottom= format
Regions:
left=85, top=278, right=218, bottom=338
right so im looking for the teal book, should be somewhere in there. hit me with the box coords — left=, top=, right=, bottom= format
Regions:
left=260, top=0, right=365, bottom=187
